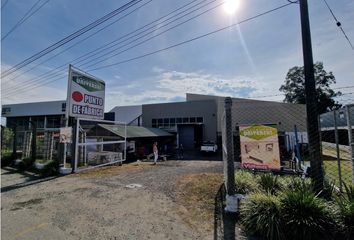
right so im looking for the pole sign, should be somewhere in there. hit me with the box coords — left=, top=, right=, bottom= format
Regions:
left=67, top=68, right=105, bottom=119
left=240, top=124, right=281, bottom=170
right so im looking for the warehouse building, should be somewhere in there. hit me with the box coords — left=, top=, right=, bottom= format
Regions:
left=2, top=93, right=308, bottom=157
left=142, top=93, right=308, bottom=151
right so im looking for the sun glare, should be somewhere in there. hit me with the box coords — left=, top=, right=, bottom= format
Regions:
left=223, top=0, right=240, bottom=15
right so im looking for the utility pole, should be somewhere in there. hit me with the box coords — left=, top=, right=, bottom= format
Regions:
left=222, top=97, right=237, bottom=240
left=299, top=0, right=324, bottom=192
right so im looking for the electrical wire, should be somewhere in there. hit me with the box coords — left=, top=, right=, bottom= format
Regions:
left=3, top=2, right=294, bottom=98
left=2, top=0, right=50, bottom=41
left=1, top=0, right=143, bottom=78
left=88, top=2, right=293, bottom=71
left=322, top=0, right=354, bottom=52
left=1, top=0, right=9, bottom=10
left=3, top=0, right=153, bottom=84
left=2, top=0, right=215, bottom=96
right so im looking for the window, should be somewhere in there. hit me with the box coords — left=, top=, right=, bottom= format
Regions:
left=30, top=116, right=44, bottom=129
left=183, top=117, right=189, bottom=123
left=169, top=118, right=175, bottom=124
left=197, top=117, right=203, bottom=123
left=61, top=103, right=66, bottom=112
left=164, top=118, right=169, bottom=124
left=176, top=118, right=182, bottom=123
left=2, top=107, right=11, bottom=115
left=157, top=119, right=163, bottom=124
left=190, top=117, right=196, bottom=123
left=152, top=119, right=157, bottom=128
left=46, top=116, right=61, bottom=128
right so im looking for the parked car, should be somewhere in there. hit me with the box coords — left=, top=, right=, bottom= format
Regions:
left=200, top=141, right=218, bottom=153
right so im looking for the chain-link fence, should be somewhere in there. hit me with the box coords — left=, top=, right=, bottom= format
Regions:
left=214, top=183, right=226, bottom=240
left=320, top=103, right=354, bottom=190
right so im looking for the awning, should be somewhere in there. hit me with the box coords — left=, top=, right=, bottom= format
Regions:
left=97, top=124, right=173, bottom=138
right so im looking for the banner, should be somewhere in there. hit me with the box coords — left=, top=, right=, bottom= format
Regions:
left=60, top=127, right=72, bottom=143
left=240, top=124, right=281, bottom=170
left=67, top=67, right=105, bottom=119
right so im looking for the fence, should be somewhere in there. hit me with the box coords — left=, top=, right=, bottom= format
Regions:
left=320, top=104, right=354, bottom=190
left=214, top=183, right=226, bottom=240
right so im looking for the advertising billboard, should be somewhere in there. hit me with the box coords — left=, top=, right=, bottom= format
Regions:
left=67, top=67, right=105, bottom=120
left=240, top=124, right=281, bottom=170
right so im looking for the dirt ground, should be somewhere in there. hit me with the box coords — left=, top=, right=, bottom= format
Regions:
left=1, top=160, right=223, bottom=240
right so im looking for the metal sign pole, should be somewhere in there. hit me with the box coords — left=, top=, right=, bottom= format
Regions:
left=63, top=64, right=73, bottom=168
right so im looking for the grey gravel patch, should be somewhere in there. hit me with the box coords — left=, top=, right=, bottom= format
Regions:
left=12, top=198, right=43, bottom=210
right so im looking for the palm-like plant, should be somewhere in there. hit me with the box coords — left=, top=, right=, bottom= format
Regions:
left=241, top=192, right=283, bottom=240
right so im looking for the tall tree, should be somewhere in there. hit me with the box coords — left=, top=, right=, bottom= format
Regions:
left=279, top=62, right=341, bottom=113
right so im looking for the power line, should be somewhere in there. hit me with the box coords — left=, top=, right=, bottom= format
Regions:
left=1, top=0, right=144, bottom=78
left=3, top=0, right=152, bottom=84
left=250, top=86, right=354, bottom=99
left=88, top=2, right=293, bottom=71
left=1, top=0, right=9, bottom=10
left=2, top=0, right=215, bottom=96
left=81, top=0, right=223, bottom=69
left=2, top=0, right=50, bottom=41
left=322, top=0, right=354, bottom=52
left=3, top=2, right=294, bottom=98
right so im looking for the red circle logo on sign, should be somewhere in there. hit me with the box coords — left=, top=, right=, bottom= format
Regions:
left=72, top=91, right=83, bottom=102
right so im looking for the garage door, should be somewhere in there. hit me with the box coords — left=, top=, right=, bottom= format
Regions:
left=178, top=125, right=194, bottom=149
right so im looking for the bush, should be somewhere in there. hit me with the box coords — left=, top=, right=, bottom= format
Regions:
left=284, top=176, right=313, bottom=193
left=257, top=173, right=282, bottom=195
left=235, top=170, right=258, bottom=194
left=18, top=157, right=35, bottom=170
left=1, top=153, right=15, bottom=167
left=336, top=182, right=354, bottom=239
left=241, top=192, right=283, bottom=240
left=319, top=178, right=337, bottom=201
left=40, top=160, right=59, bottom=177
left=281, top=188, right=339, bottom=240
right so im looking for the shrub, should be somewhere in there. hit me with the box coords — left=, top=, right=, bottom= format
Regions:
left=235, top=170, right=258, bottom=194
left=40, top=160, right=59, bottom=177
left=257, top=173, right=282, bottom=195
left=336, top=182, right=354, bottom=239
left=285, top=176, right=313, bottom=193
left=18, top=157, right=35, bottom=170
left=319, top=178, right=337, bottom=201
left=281, top=188, right=339, bottom=240
left=1, top=153, right=15, bottom=167
left=241, top=192, right=283, bottom=240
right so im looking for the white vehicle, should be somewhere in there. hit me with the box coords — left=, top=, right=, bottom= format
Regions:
left=200, top=141, right=218, bottom=153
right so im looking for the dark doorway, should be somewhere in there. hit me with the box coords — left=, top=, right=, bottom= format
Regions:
left=178, top=124, right=203, bottom=150
left=178, top=125, right=194, bottom=149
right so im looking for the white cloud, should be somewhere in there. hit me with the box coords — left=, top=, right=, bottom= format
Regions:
left=105, top=68, right=273, bottom=109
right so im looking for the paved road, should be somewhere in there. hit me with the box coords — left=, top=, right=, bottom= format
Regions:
left=1, top=161, right=222, bottom=240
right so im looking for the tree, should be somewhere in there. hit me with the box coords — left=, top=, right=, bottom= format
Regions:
left=279, top=62, right=342, bottom=114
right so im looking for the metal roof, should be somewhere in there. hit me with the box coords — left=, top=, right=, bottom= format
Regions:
left=98, top=124, right=173, bottom=138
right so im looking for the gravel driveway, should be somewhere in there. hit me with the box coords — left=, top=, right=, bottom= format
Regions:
left=1, top=161, right=222, bottom=240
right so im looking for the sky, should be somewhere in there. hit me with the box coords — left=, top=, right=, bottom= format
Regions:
left=1, top=0, right=354, bottom=112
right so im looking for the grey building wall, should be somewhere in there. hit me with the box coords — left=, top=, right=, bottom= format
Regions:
left=320, top=107, right=354, bottom=129
left=186, top=93, right=307, bottom=132
left=109, top=105, right=142, bottom=125
left=142, top=100, right=217, bottom=142
left=2, top=100, right=66, bottom=117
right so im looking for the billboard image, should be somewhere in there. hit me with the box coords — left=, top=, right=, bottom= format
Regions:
left=240, top=124, right=281, bottom=170
left=67, top=67, right=105, bottom=120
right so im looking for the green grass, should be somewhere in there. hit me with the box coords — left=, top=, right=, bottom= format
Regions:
left=323, top=159, right=353, bottom=187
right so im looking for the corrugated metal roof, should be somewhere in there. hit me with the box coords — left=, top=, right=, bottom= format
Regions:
left=98, top=124, right=173, bottom=138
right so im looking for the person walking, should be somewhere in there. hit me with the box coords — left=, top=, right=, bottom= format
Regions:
left=153, top=142, right=158, bottom=165
left=179, top=143, right=184, bottom=159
